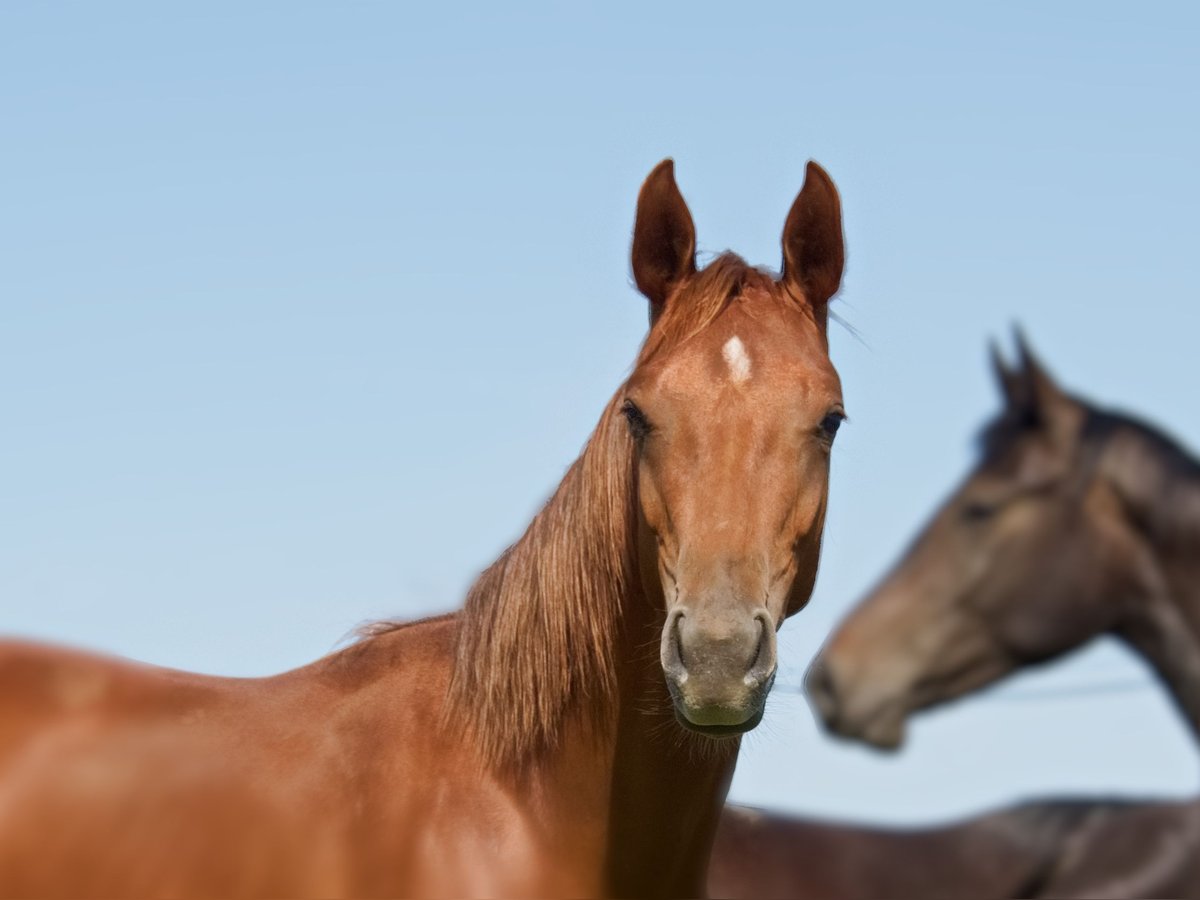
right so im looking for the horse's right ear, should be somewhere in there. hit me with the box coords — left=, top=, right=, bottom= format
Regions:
left=632, top=159, right=696, bottom=323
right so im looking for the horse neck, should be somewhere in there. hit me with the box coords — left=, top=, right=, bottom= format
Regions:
left=1116, top=557, right=1200, bottom=747
left=603, top=579, right=741, bottom=897
left=1098, top=418, right=1200, bottom=745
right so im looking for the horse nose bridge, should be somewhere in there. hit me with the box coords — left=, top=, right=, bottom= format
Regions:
left=819, top=593, right=932, bottom=710
left=674, top=546, right=771, bottom=604
left=820, top=611, right=886, bottom=689
left=831, top=582, right=926, bottom=662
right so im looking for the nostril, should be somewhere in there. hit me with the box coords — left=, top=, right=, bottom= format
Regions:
left=805, top=662, right=839, bottom=720
left=673, top=619, right=687, bottom=675
left=660, top=608, right=688, bottom=683
left=745, top=612, right=776, bottom=686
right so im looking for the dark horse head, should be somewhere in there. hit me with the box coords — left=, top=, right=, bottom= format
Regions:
left=808, top=333, right=1200, bottom=749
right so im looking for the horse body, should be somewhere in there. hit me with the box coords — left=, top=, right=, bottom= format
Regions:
left=0, top=618, right=669, bottom=896
left=0, top=620, right=555, bottom=896
left=0, top=160, right=847, bottom=897
left=711, top=799, right=1200, bottom=900
left=710, top=802, right=1058, bottom=900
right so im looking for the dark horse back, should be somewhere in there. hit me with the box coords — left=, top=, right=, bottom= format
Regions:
left=708, top=797, right=1197, bottom=900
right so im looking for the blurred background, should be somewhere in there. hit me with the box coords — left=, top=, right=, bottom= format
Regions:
left=3, top=1, right=1198, bottom=823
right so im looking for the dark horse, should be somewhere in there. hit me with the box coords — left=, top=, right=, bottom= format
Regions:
left=0, top=160, right=848, bottom=897
left=806, top=335, right=1200, bottom=898
left=711, top=797, right=1199, bottom=900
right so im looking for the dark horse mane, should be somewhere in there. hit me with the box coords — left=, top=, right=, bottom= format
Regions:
left=979, top=391, right=1200, bottom=549
left=1082, top=404, right=1200, bottom=548
left=364, top=254, right=792, bottom=768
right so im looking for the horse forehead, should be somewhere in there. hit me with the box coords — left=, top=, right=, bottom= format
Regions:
left=656, top=319, right=833, bottom=404
left=978, top=431, right=1063, bottom=485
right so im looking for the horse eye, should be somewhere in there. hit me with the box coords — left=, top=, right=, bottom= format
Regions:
left=621, top=399, right=652, bottom=442
left=819, top=410, right=845, bottom=441
left=962, top=500, right=996, bottom=522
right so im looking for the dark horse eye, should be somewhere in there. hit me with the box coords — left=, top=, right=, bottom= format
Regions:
left=820, top=410, right=845, bottom=442
left=621, top=399, right=652, bottom=442
left=962, top=499, right=997, bottom=522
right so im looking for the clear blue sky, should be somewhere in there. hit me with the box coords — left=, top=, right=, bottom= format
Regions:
left=3, top=1, right=1198, bottom=823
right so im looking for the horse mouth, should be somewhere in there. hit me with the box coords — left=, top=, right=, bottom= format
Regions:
left=666, top=676, right=770, bottom=737
left=823, top=703, right=907, bottom=751
left=673, top=704, right=764, bottom=737
left=857, top=716, right=906, bottom=751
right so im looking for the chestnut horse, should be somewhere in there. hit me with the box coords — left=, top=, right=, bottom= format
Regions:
left=804, top=335, right=1200, bottom=897
left=0, top=160, right=847, bottom=897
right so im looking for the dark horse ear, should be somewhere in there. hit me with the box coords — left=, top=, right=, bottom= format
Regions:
left=781, top=161, right=845, bottom=309
left=1015, top=329, right=1062, bottom=413
left=632, top=159, right=697, bottom=323
left=989, top=338, right=1020, bottom=406
left=1012, top=329, right=1080, bottom=441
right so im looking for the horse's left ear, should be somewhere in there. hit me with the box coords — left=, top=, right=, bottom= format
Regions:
left=781, top=161, right=845, bottom=310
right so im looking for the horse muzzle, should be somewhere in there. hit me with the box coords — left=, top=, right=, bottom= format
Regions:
left=661, top=607, right=777, bottom=736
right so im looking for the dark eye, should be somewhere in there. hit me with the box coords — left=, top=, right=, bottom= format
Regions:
left=621, top=399, right=652, bottom=443
left=819, top=409, right=846, bottom=442
left=962, top=500, right=997, bottom=522
left=960, top=496, right=1008, bottom=525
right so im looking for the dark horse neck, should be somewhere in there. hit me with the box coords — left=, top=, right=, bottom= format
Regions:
left=1120, top=595, right=1200, bottom=748
left=1096, top=411, right=1200, bottom=747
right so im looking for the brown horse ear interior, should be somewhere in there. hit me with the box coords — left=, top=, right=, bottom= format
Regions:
left=781, top=161, right=845, bottom=308
left=632, top=159, right=696, bottom=323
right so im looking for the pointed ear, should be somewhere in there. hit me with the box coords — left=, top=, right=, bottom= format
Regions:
left=781, top=161, right=845, bottom=308
left=1012, top=329, right=1082, bottom=444
left=1015, top=329, right=1067, bottom=417
left=989, top=338, right=1020, bottom=407
left=632, top=159, right=696, bottom=323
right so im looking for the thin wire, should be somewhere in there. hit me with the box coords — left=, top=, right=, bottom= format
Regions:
left=771, top=678, right=1156, bottom=703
